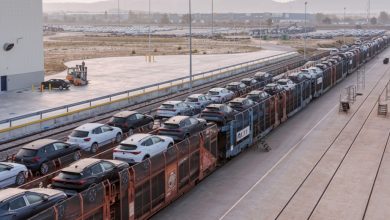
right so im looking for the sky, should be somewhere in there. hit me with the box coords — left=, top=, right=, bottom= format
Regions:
left=42, top=0, right=389, bottom=14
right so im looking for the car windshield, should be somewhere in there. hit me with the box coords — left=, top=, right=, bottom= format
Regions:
left=209, top=91, right=220, bottom=96
left=278, top=81, right=287, bottom=85
left=247, top=94, right=258, bottom=99
left=109, top=117, right=126, bottom=124
left=186, top=97, right=198, bottom=102
left=163, top=123, right=180, bottom=129
left=205, top=106, right=220, bottom=112
left=70, top=130, right=89, bottom=138
left=118, top=144, right=138, bottom=151
left=229, top=102, right=242, bottom=107
left=17, top=149, right=37, bottom=157
left=58, top=171, right=82, bottom=180
left=226, top=85, right=237, bottom=90
left=161, top=104, right=175, bottom=109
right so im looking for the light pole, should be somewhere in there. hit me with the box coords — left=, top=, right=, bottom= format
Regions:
left=304, top=1, right=307, bottom=60
left=343, top=7, right=346, bottom=45
left=189, top=0, right=193, bottom=91
left=117, top=0, right=120, bottom=25
left=211, top=0, right=214, bottom=37
left=148, top=0, right=151, bottom=60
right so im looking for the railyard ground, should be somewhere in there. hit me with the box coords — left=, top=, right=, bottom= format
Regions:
left=43, top=32, right=352, bottom=75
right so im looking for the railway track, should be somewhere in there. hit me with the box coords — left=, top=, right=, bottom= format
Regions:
left=0, top=54, right=312, bottom=159
left=274, top=63, right=390, bottom=220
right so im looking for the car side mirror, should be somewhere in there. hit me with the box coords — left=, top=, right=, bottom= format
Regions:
left=43, top=195, right=49, bottom=201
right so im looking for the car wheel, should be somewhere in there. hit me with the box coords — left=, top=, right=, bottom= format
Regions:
left=73, top=152, right=80, bottom=161
left=115, top=133, right=122, bottom=143
left=40, top=163, right=49, bottom=175
left=59, top=86, right=63, bottom=90
left=128, top=129, right=134, bottom=136
left=90, top=143, right=99, bottom=153
left=185, top=134, right=190, bottom=139
left=15, top=172, right=26, bottom=186
left=168, top=143, right=173, bottom=148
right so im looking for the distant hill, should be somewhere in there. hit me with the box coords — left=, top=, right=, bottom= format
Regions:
left=43, top=0, right=388, bottom=14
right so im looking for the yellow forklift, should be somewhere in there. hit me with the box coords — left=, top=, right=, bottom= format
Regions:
left=66, top=61, right=89, bottom=86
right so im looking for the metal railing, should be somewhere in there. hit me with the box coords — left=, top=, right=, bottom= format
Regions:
left=0, top=52, right=297, bottom=131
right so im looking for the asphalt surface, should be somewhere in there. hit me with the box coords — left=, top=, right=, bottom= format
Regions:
left=153, top=48, right=390, bottom=220
left=0, top=50, right=284, bottom=121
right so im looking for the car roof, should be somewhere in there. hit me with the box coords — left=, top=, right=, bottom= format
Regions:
left=163, top=101, right=182, bottom=105
left=241, top=78, right=254, bottom=81
left=113, top=111, right=137, bottom=118
left=207, top=104, right=224, bottom=108
left=165, top=116, right=189, bottom=124
left=249, top=90, right=265, bottom=95
left=266, top=83, right=277, bottom=87
left=230, top=98, right=248, bottom=103
left=75, top=123, right=104, bottom=131
left=254, top=71, right=268, bottom=76
left=62, top=158, right=101, bottom=173
left=227, top=82, right=241, bottom=86
left=188, top=94, right=204, bottom=98
left=209, top=88, right=224, bottom=92
left=0, top=188, right=26, bottom=202
left=278, top=79, right=289, bottom=82
left=23, top=139, right=58, bottom=150
left=121, top=133, right=152, bottom=144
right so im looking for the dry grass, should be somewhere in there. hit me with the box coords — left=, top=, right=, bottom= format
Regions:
left=44, top=33, right=261, bottom=75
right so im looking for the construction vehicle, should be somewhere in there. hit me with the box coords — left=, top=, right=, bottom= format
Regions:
left=66, top=62, right=88, bottom=86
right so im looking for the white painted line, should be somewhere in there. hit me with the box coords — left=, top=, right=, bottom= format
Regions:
left=218, top=103, right=339, bottom=220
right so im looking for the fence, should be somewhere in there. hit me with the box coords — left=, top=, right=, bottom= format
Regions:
left=0, top=52, right=298, bottom=143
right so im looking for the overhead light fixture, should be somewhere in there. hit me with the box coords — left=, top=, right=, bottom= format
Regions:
left=3, top=43, right=14, bottom=52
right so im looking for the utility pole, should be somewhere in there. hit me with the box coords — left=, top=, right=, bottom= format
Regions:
left=189, top=0, right=193, bottom=91
left=304, top=1, right=307, bottom=60
left=367, top=0, right=371, bottom=26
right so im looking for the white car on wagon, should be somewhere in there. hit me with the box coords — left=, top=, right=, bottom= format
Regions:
left=67, top=123, right=123, bottom=153
left=207, top=88, right=235, bottom=103
left=113, top=134, right=174, bottom=164
left=0, top=162, right=28, bottom=188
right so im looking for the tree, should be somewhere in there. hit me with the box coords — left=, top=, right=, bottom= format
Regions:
left=266, top=18, right=273, bottom=28
left=160, top=14, right=170, bottom=24
left=322, top=17, right=332, bottom=24
left=315, top=13, right=326, bottom=24
left=370, top=17, right=377, bottom=25
left=181, top=14, right=190, bottom=24
left=378, top=11, right=389, bottom=24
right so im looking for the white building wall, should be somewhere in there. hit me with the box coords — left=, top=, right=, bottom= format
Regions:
left=0, top=0, right=44, bottom=91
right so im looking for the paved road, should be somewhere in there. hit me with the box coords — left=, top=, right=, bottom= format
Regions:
left=153, top=49, right=390, bottom=220
left=0, top=50, right=284, bottom=121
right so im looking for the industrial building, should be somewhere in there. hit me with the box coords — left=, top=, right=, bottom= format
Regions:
left=0, top=0, right=44, bottom=92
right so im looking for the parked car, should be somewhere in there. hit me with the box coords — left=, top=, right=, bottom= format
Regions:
left=246, top=90, right=271, bottom=103
left=288, top=72, right=308, bottom=83
left=107, top=111, right=153, bottom=134
left=0, top=188, right=67, bottom=220
left=184, top=94, right=213, bottom=114
left=51, top=158, right=129, bottom=196
left=241, top=78, right=258, bottom=87
left=0, top=162, right=28, bottom=188
left=207, top=88, right=235, bottom=103
left=113, top=134, right=174, bottom=164
left=200, top=104, right=237, bottom=124
left=253, top=72, right=273, bottom=86
left=276, top=79, right=296, bottom=90
left=158, top=116, right=207, bottom=141
left=228, top=98, right=256, bottom=111
left=41, top=79, right=70, bottom=90
left=264, top=83, right=285, bottom=95
left=67, top=123, right=122, bottom=153
left=14, top=139, right=80, bottom=175
left=155, top=101, right=194, bottom=119
left=226, top=82, right=247, bottom=96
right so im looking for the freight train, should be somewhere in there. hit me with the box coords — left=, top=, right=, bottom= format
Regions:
left=25, top=35, right=389, bottom=220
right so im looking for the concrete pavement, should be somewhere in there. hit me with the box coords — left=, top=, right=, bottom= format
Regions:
left=153, top=49, right=390, bottom=220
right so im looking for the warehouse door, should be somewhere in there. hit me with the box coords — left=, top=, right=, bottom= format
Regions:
left=1, top=76, right=7, bottom=91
